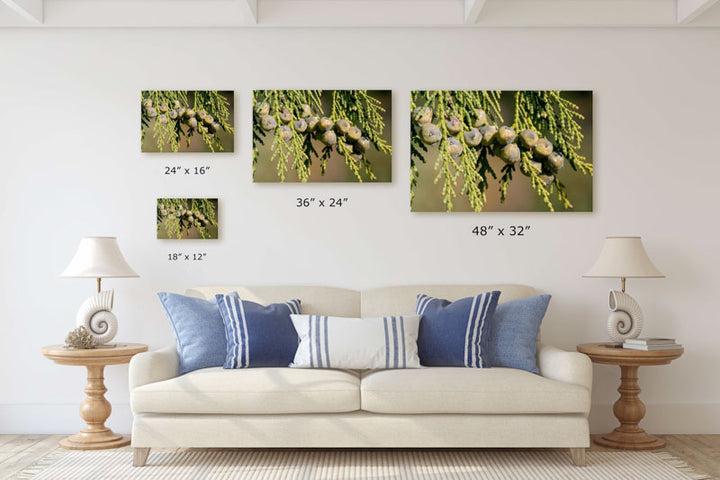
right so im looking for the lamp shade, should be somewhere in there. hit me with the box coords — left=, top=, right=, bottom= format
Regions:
left=60, top=236, right=139, bottom=278
left=584, top=236, right=664, bottom=278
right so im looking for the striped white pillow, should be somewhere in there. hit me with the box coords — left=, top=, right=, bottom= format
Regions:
left=290, top=314, right=422, bottom=369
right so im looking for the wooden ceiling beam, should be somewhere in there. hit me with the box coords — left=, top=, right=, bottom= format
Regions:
left=10, top=0, right=258, bottom=27
left=464, top=0, right=487, bottom=24
left=0, top=0, right=715, bottom=28
left=677, top=0, right=720, bottom=23
left=238, top=0, right=257, bottom=24
left=1, top=0, right=42, bottom=23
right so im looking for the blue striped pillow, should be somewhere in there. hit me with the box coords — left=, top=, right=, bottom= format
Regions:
left=216, top=293, right=301, bottom=368
left=289, top=314, right=422, bottom=369
left=416, top=291, right=501, bottom=367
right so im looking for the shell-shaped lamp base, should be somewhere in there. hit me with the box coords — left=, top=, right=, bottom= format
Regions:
left=606, top=290, right=644, bottom=343
left=76, top=290, right=118, bottom=344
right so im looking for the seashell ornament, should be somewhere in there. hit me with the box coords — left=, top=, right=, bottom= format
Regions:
left=76, top=290, right=117, bottom=345
left=607, top=290, right=644, bottom=342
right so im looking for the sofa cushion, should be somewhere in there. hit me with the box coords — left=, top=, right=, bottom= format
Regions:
left=187, top=286, right=361, bottom=317
left=132, top=367, right=360, bottom=414
left=360, top=367, right=590, bottom=414
left=360, top=284, right=536, bottom=318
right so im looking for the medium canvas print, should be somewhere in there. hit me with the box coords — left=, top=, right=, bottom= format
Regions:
left=411, top=90, right=593, bottom=212
left=253, top=90, right=392, bottom=182
left=141, top=91, right=234, bottom=153
left=157, top=199, right=218, bottom=239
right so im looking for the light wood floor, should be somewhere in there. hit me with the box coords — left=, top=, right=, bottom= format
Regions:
left=1, top=434, right=718, bottom=479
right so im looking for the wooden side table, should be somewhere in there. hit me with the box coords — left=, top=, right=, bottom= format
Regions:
left=41, top=343, right=148, bottom=450
left=577, top=342, right=683, bottom=450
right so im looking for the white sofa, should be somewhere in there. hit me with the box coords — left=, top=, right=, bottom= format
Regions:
left=129, top=285, right=592, bottom=467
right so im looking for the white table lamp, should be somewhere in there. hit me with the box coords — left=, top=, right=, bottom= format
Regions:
left=584, top=236, right=664, bottom=342
left=60, top=237, right=139, bottom=345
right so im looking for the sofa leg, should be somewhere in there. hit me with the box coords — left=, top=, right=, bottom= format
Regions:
left=133, top=447, right=150, bottom=467
left=569, top=447, right=586, bottom=466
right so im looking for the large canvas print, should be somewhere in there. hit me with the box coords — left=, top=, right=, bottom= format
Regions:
left=157, top=199, right=218, bottom=239
left=141, top=91, right=234, bottom=152
left=253, top=90, right=392, bottom=182
left=411, top=90, right=593, bottom=212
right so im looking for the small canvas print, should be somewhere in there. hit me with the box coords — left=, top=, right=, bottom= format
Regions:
left=411, top=90, right=593, bottom=212
left=253, top=90, right=392, bottom=183
left=141, top=91, right=234, bottom=153
left=157, top=199, right=218, bottom=239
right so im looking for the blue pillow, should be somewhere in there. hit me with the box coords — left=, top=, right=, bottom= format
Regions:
left=416, top=291, right=501, bottom=367
left=486, top=295, right=551, bottom=374
left=216, top=293, right=301, bottom=368
left=157, top=292, right=227, bottom=375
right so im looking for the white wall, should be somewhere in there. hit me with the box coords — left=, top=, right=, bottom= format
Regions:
left=1, top=27, right=719, bottom=435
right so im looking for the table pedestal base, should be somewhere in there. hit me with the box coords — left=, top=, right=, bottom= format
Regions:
left=576, top=343, right=684, bottom=452
left=59, top=364, right=130, bottom=450
left=594, top=364, right=665, bottom=450
left=60, top=432, right=130, bottom=450
left=595, top=430, right=665, bottom=450
left=41, top=342, right=148, bottom=451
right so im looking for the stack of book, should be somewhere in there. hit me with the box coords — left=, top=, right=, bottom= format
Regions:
left=623, top=338, right=683, bottom=351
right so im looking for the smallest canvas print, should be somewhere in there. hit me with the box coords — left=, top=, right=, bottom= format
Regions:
left=157, top=198, right=218, bottom=240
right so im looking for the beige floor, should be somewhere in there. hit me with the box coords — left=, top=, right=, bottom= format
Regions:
left=0, top=434, right=718, bottom=479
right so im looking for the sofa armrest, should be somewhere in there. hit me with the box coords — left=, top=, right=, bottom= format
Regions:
left=129, top=345, right=180, bottom=390
left=537, top=343, right=592, bottom=391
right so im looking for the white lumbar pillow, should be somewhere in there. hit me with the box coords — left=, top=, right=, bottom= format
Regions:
left=290, top=314, right=422, bottom=369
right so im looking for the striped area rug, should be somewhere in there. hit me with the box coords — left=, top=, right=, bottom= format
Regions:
left=12, top=449, right=709, bottom=480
